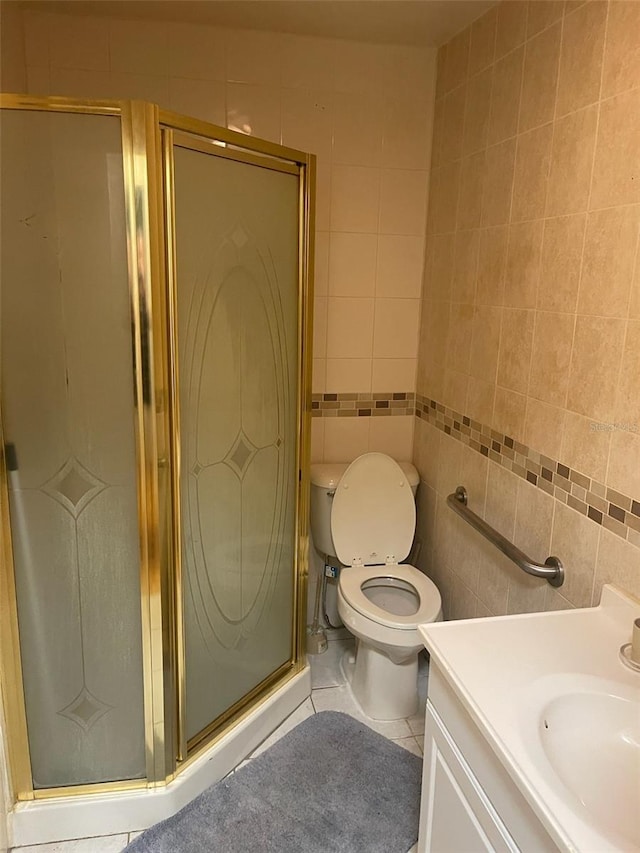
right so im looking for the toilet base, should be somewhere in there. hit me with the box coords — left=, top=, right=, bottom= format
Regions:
left=341, top=643, right=419, bottom=721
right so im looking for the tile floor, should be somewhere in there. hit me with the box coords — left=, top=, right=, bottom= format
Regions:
left=10, top=630, right=428, bottom=852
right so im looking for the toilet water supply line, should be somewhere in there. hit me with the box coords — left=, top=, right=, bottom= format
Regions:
left=321, top=564, right=342, bottom=630
left=307, top=557, right=328, bottom=654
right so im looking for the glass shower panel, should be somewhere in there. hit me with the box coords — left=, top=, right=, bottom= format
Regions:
left=172, top=145, right=299, bottom=743
left=0, top=110, right=146, bottom=787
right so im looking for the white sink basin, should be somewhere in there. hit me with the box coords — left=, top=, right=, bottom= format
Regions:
left=420, top=584, right=640, bottom=852
left=529, top=675, right=640, bottom=848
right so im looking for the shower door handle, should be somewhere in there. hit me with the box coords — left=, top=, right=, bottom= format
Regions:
left=3, top=442, right=18, bottom=471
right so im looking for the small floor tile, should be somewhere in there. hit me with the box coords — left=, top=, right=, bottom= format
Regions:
left=408, top=710, right=425, bottom=735
left=391, top=736, right=423, bottom=757
left=249, top=697, right=315, bottom=760
left=311, top=684, right=412, bottom=739
left=309, top=637, right=354, bottom=688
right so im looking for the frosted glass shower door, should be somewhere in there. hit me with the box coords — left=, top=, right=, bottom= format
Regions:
left=172, top=141, right=300, bottom=745
left=0, top=109, right=146, bottom=787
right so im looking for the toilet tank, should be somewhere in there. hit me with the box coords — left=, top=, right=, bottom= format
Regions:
left=309, top=459, right=419, bottom=559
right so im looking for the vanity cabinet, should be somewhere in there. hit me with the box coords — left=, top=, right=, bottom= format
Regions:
left=417, top=667, right=559, bottom=853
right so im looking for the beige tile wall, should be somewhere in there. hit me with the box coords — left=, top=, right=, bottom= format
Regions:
left=415, top=0, right=640, bottom=618
left=18, top=8, right=437, bottom=465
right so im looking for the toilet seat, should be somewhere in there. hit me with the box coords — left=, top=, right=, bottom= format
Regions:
left=331, top=452, right=415, bottom=569
left=339, top=563, right=442, bottom=630
left=331, top=452, right=442, bottom=633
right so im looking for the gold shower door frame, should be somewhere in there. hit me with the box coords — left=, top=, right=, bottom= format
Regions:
left=0, top=94, right=315, bottom=801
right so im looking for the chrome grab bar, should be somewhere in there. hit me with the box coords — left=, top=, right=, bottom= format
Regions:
left=447, top=486, right=564, bottom=588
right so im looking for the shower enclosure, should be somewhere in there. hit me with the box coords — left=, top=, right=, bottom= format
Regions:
left=0, top=94, right=313, bottom=805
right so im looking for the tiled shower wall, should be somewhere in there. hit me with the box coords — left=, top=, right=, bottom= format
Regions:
left=414, top=0, right=640, bottom=618
left=13, top=7, right=437, bottom=464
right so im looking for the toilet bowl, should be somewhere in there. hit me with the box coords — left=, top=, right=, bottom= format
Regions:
left=310, top=452, right=442, bottom=721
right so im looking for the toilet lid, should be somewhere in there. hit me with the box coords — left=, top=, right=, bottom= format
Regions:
left=331, top=452, right=416, bottom=568
left=340, top=563, right=442, bottom=629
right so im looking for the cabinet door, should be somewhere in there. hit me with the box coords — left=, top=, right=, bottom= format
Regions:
left=419, top=704, right=518, bottom=853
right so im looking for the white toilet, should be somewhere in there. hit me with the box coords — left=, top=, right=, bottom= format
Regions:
left=310, top=452, right=442, bottom=721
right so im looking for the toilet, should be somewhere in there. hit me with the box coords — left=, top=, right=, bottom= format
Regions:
left=310, top=452, right=442, bottom=721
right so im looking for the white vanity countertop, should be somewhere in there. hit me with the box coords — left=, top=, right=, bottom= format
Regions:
left=419, top=584, right=640, bottom=853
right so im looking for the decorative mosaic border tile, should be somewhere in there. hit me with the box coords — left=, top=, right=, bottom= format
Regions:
left=415, top=393, right=640, bottom=551
left=312, top=391, right=416, bottom=418
left=310, top=388, right=639, bottom=549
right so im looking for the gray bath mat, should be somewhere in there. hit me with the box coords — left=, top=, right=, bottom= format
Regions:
left=125, top=710, right=422, bottom=853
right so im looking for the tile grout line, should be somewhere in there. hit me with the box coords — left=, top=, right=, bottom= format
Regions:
left=584, top=1, right=622, bottom=600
